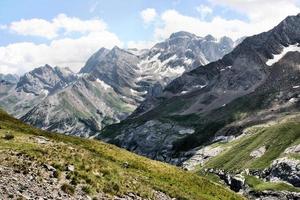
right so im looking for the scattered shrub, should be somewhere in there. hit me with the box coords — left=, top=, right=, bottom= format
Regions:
left=61, top=183, right=75, bottom=195
left=70, top=176, right=79, bottom=186
left=53, top=170, right=61, bottom=179
left=103, top=182, right=120, bottom=194
left=82, top=185, right=92, bottom=194
left=3, top=133, right=14, bottom=140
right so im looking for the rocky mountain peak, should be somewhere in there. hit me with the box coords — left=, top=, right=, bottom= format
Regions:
left=169, top=31, right=197, bottom=39
left=220, top=36, right=234, bottom=46
left=0, top=74, right=19, bottom=84
left=111, top=46, right=127, bottom=54
left=16, top=64, right=77, bottom=95
left=204, top=34, right=216, bottom=41
left=80, top=48, right=110, bottom=74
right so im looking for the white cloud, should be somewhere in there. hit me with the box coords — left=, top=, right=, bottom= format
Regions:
left=127, top=40, right=156, bottom=49
left=140, top=8, right=157, bottom=24
left=196, top=5, right=213, bottom=20
left=10, top=18, right=58, bottom=39
left=209, top=0, right=300, bottom=32
left=210, top=0, right=299, bottom=23
left=154, top=10, right=248, bottom=40
left=8, top=14, right=107, bottom=39
left=0, top=15, right=123, bottom=74
left=154, top=0, right=300, bottom=41
left=134, top=0, right=299, bottom=46
left=53, top=14, right=107, bottom=34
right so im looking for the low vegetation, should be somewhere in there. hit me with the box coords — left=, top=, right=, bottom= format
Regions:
left=245, top=175, right=300, bottom=193
left=204, top=120, right=300, bottom=170
left=0, top=109, right=242, bottom=200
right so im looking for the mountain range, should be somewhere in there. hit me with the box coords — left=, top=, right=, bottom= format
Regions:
left=0, top=32, right=234, bottom=137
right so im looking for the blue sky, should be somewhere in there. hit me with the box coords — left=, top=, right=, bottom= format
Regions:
left=0, top=0, right=299, bottom=74
left=0, top=0, right=248, bottom=46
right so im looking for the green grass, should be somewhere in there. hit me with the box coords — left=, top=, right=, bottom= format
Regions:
left=0, top=109, right=243, bottom=200
left=245, top=175, right=300, bottom=193
left=204, top=121, right=300, bottom=171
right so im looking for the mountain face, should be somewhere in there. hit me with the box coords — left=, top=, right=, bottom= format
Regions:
left=20, top=75, right=135, bottom=137
left=0, top=65, right=78, bottom=118
left=99, top=14, right=300, bottom=165
left=80, top=46, right=142, bottom=104
left=0, top=74, right=19, bottom=84
left=81, top=32, right=234, bottom=103
left=16, top=64, right=77, bottom=95
left=0, top=32, right=234, bottom=136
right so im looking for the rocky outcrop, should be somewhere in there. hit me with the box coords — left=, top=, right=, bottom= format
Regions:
left=106, top=120, right=197, bottom=164
left=203, top=168, right=300, bottom=200
left=247, top=190, right=300, bottom=200
left=265, top=158, right=300, bottom=187
left=204, top=169, right=246, bottom=192
left=284, top=144, right=300, bottom=154
left=250, top=146, right=266, bottom=158
left=182, top=146, right=224, bottom=170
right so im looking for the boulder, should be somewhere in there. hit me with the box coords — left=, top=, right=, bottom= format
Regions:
left=267, top=157, right=300, bottom=187
left=284, top=144, right=300, bottom=154
left=66, top=165, right=75, bottom=172
left=230, top=174, right=245, bottom=192
left=250, top=146, right=266, bottom=158
left=182, top=146, right=224, bottom=170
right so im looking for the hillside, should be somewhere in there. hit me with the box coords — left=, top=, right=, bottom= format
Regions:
left=181, top=115, right=300, bottom=199
left=0, top=109, right=242, bottom=200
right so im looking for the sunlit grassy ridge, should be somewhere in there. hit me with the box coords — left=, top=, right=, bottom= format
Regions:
left=245, top=175, right=300, bottom=193
left=204, top=120, right=300, bottom=171
left=0, top=109, right=243, bottom=200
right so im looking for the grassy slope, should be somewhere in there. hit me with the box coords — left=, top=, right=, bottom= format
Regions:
left=204, top=120, right=300, bottom=171
left=245, top=175, right=300, bottom=193
left=0, top=109, right=243, bottom=200
left=191, top=117, right=300, bottom=193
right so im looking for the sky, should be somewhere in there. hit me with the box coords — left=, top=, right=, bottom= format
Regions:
left=0, top=0, right=300, bottom=75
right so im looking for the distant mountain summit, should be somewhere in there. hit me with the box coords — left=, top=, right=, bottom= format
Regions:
left=0, top=74, right=19, bottom=84
left=81, top=31, right=234, bottom=103
left=16, top=64, right=77, bottom=95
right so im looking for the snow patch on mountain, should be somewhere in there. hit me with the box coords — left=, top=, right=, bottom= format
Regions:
left=41, top=89, right=49, bottom=96
left=267, top=44, right=300, bottom=66
left=96, top=79, right=112, bottom=90
left=136, top=53, right=185, bottom=84
left=193, top=84, right=207, bottom=89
